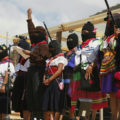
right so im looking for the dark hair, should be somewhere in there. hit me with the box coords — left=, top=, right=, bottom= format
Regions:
left=18, top=40, right=31, bottom=50
left=31, top=26, right=47, bottom=44
left=49, top=40, right=62, bottom=56
left=104, top=13, right=120, bottom=71
left=33, top=31, right=46, bottom=44
left=0, top=44, right=8, bottom=60
left=105, top=13, right=120, bottom=37
left=35, top=26, right=47, bottom=36
left=30, top=26, right=47, bottom=45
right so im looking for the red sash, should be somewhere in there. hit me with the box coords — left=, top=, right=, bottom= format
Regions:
left=81, top=38, right=95, bottom=48
left=67, top=48, right=76, bottom=56
left=0, top=57, right=12, bottom=64
left=106, top=34, right=115, bottom=43
left=47, top=66, right=58, bottom=74
left=32, top=40, right=47, bottom=48
left=46, top=53, right=64, bottom=75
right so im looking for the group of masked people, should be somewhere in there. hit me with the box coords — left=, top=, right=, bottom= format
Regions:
left=0, top=8, right=120, bottom=120
left=12, top=8, right=67, bottom=120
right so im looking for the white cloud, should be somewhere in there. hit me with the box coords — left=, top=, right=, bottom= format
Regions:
left=0, top=0, right=42, bottom=36
left=0, top=0, right=119, bottom=39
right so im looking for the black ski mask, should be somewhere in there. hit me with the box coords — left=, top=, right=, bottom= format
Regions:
left=67, top=33, right=78, bottom=50
left=49, top=40, right=62, bottom=57
left=31, top=26, right=47, bottom=44
left=0, top=45, right=8, bottom=61
left=81, top=22, right=96, bottom=42
left=32, top=31, right=46, bottom=44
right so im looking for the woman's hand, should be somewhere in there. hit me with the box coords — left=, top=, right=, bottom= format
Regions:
left=22, top=49, right=30, bottom=55
left=43, top=79, right=51, bottom=86
left=43, top=75, right=51, bottom=85
left=0, top=85, right=5, bottom=93
left=27, top=8, right=32, bottom=20
left=85, top=65, right=93, bottom=80
left=27, top=8, right=32, bottom=15
left=43, top=63, right=64, bottom=85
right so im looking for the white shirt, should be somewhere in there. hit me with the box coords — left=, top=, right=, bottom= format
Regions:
left=0, top=62, right=15, bottom=76
left=16, top=59, right=30, bottom=72
left=0, top=62, right=15, bottom=87
left=75, top=38, right=101, bottom=70
left=48, top=56, right=68, bottom=69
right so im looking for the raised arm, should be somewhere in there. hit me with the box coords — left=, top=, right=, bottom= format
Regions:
left=27, top=8, right=32, bottom=20
left=27, top=8, right=36, bottom=44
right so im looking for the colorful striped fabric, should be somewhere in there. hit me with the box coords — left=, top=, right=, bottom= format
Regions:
left=100, top=51, right=116, bottom=75
left=100, top=34, right=116, bottom=75
left=71, top=69, right=108, bottom=111
left=71, top=38, right=108, bottom=111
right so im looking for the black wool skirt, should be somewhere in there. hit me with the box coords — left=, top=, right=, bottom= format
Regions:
left=0, top=93, right=10, bottom=114
left=42, top=79, right=63, bottom=112
left=25, top=65, right=46, bottom=112
left=60, top=83, right=71, bottom=112
left=12, top=73, right=27, bottom=112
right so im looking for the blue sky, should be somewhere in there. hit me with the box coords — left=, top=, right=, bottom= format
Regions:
left=0, top=0, right=120, bottom=37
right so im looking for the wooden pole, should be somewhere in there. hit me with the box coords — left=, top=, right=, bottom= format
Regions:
left=100, top=109, right=104, bottom=120
left=19, top=8, right=120, bottom=37
left=48, top=8, right=120, bottom=34
left=56, top=32, right=62, bottom=43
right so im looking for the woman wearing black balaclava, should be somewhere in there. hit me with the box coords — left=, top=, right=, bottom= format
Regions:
left=60, top=33, right=78, bottom=120
left=81, top=22, right=96, bottom=42
left=43, top=40, right=67, bottom=120
left=71, top=22, right=108, bottom=120
left=23, top=8, right=49, bottom=120
left=100, top=13, right=120, bottom=120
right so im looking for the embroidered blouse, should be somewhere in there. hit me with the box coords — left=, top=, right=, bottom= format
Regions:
left=100, top=34, right=116, bottom=75
left=47, top=56, right=68, bottom=69
left=75, top=38, right=101, bottom=70
left=0, top=59, right=15, bottom=87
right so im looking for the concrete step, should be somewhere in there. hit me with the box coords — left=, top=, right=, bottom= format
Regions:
left=9, top=111, right=23, bottom=120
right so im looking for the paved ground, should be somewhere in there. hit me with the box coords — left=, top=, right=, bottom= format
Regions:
left=9, top=111, right=23, bottom=120
left=9, top=106, right=111, bottom=120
